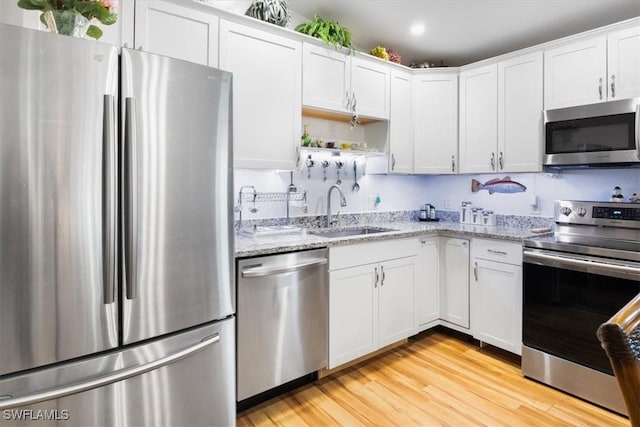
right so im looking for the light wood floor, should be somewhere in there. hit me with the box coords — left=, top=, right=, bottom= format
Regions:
left=237, top=329, right=629, bottom=426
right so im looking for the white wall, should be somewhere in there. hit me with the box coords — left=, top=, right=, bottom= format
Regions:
left=235, top=165, right=640, bottom=220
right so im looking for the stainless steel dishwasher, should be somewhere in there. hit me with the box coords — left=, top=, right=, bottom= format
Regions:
left=237, top=248, right=328, bottom=402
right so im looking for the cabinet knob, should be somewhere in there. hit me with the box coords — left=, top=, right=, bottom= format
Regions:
left=451, top=155, right=455, bottom=172
left=380, top=266, right=385, bottom=286
left=473, top=262, right=478, bottom=281
left=490, top=152, right=495, bottom=170
left=344, top=92, right=351, bottom=111
left=391, top=153, right=396, bottom=170
left=498, top=152, right=504, bottom=170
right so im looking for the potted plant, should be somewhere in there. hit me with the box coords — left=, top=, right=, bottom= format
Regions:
left=295, top=15, right=353, bottom=52
left=245, top=0, right=290, bottom=27
left=17, top=0, right=117, bottom=40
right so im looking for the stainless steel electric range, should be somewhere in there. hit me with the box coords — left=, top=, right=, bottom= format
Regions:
left=522, top=200, right=640, bottom=415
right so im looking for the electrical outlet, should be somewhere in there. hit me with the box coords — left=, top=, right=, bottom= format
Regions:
left=444, top=196, right=452, bottom=209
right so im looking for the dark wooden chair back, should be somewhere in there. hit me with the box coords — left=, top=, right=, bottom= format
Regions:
left=597, top=293, right=640, bottom=427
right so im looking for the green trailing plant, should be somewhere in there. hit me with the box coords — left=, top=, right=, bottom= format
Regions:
left=295, top=15, right=353, bottom=52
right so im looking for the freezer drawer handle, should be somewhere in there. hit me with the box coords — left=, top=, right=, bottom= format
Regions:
left=241, top=258, right=327, bottom=278
left=124, top=97, right=138, bottom=300
left=102, top=94, right=117, bottom=305
left=0, top=334, right=219, bottom=411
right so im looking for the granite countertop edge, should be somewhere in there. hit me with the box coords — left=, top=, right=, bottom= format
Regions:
left=234, top=221, right=551, bottom=258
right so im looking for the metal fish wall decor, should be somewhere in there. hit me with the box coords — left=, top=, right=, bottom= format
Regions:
left=471, top=177, right=527, bottom=194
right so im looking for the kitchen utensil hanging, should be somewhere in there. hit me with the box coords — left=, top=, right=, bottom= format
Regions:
left=321, top=160, right=329, bottom=182
left=336, top=160, right=344, bottom=185
left=305, top=154, right=314, bottom=179
left=352, top=161, right=360, bottom=192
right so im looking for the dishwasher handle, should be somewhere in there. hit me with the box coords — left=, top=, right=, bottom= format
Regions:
left=241, top=258, right=327, bottom=278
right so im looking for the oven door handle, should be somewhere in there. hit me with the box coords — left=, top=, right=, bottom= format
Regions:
left=524, top=249, right=640, bottom=279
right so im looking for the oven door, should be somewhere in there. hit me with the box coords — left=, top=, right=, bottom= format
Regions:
left=523, top=248, right=640, bottom=374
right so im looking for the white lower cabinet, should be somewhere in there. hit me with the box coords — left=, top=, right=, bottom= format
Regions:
left=440, top=237, right=470, bottom=330
left=470, top=239, right=523, bottom=355
left=328, top=239, right=417, bottom=369
left=415, top=237, right=440, bottom=330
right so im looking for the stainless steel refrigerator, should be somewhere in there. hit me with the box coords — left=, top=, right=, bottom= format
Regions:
left=0, top=24, right=235, bottom=426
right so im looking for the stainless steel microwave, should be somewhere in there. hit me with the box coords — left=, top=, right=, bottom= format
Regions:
left=543, top=97, right=640, bottom=167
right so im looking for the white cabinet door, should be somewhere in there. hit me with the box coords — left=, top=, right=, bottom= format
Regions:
left=302, top=44, right=351, bottom=113
left=608, top=26, right=640, bottom=101
left=415, top=238, right=440, bottom=330
left=498, top=51, right=543, bottom=173
left=378, top=257, right=416, bottom=346
left=219, top=20, right=301, bottom=170
left=351, top=56, right=390, bottom=119
left=414, top=73, right=459, bottom=174
left=471, top=259, right=522, bottom=355
left=440, top=238, right=470, bottom=329
left=329, top=264, right=378, bottom=368
left=135, top=0, right=218, bottom=67
left=389, top=69, right=413, bottom=174
left=459, top=64, right=498, bottom=173
left=544, top=36, right=607, bottom=109
left=301, top=45, right=389, bottom=119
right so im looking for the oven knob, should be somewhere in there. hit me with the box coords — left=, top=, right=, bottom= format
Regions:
left=577, top=207, right=587, bottom=217
left=560, top=207, right=572, bottom=216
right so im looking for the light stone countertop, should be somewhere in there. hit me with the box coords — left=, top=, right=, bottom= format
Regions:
left=234, top=220, right=552, bottom=258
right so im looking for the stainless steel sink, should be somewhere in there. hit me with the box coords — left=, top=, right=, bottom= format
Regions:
left=308, top=226, right=396, bottom=238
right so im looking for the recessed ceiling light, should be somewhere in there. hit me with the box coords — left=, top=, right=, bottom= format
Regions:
left=410, top=23, right=425, bottom=36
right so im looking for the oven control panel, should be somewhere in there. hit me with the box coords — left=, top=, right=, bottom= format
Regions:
left=555, top=200, right=640, bottom=229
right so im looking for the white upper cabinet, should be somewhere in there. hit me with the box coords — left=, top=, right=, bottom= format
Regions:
left=219, top=20, right=301, bottom=170
left=388, top=68, right=414, bottom=174
left=302, top=44, right=351, bottom=113
left=497, top=51, right=543, bottom=173
left=544, top=25, right=640, bottom=109
left=134, top=0, right=218, bottom=67
left=302, top=44, right=390, bottom=119
left=351, top=55, right=391, bottom=119
left=544, top=36, right=607, bottom=109
left=459, top=64, right=498, bottom=173
left=413, top=72, right=459, bottom=174
left=607, top=26, right=640, bottom=101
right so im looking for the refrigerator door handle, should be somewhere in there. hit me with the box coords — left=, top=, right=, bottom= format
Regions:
left=0, top=333, right=220, bottom=411
left=103, top=95, right=117, bottom=305
left=124, top=97, right=138, bottom=300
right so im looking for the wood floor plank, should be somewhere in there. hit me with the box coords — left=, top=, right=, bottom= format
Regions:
left=236, top=330, right=629, bottom=427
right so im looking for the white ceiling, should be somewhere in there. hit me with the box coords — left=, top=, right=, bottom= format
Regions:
left=286, top=0, right=640, bottom=66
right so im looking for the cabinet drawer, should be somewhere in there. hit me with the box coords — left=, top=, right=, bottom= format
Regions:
left=329, top=238, right=418, bottom=270
left=471, top=238, right=522, bottom=265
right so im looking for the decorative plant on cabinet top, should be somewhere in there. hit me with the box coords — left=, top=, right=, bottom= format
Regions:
left=295, top=15, right=354, bottom=52
left=17, top=0, right=117, bottom=40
